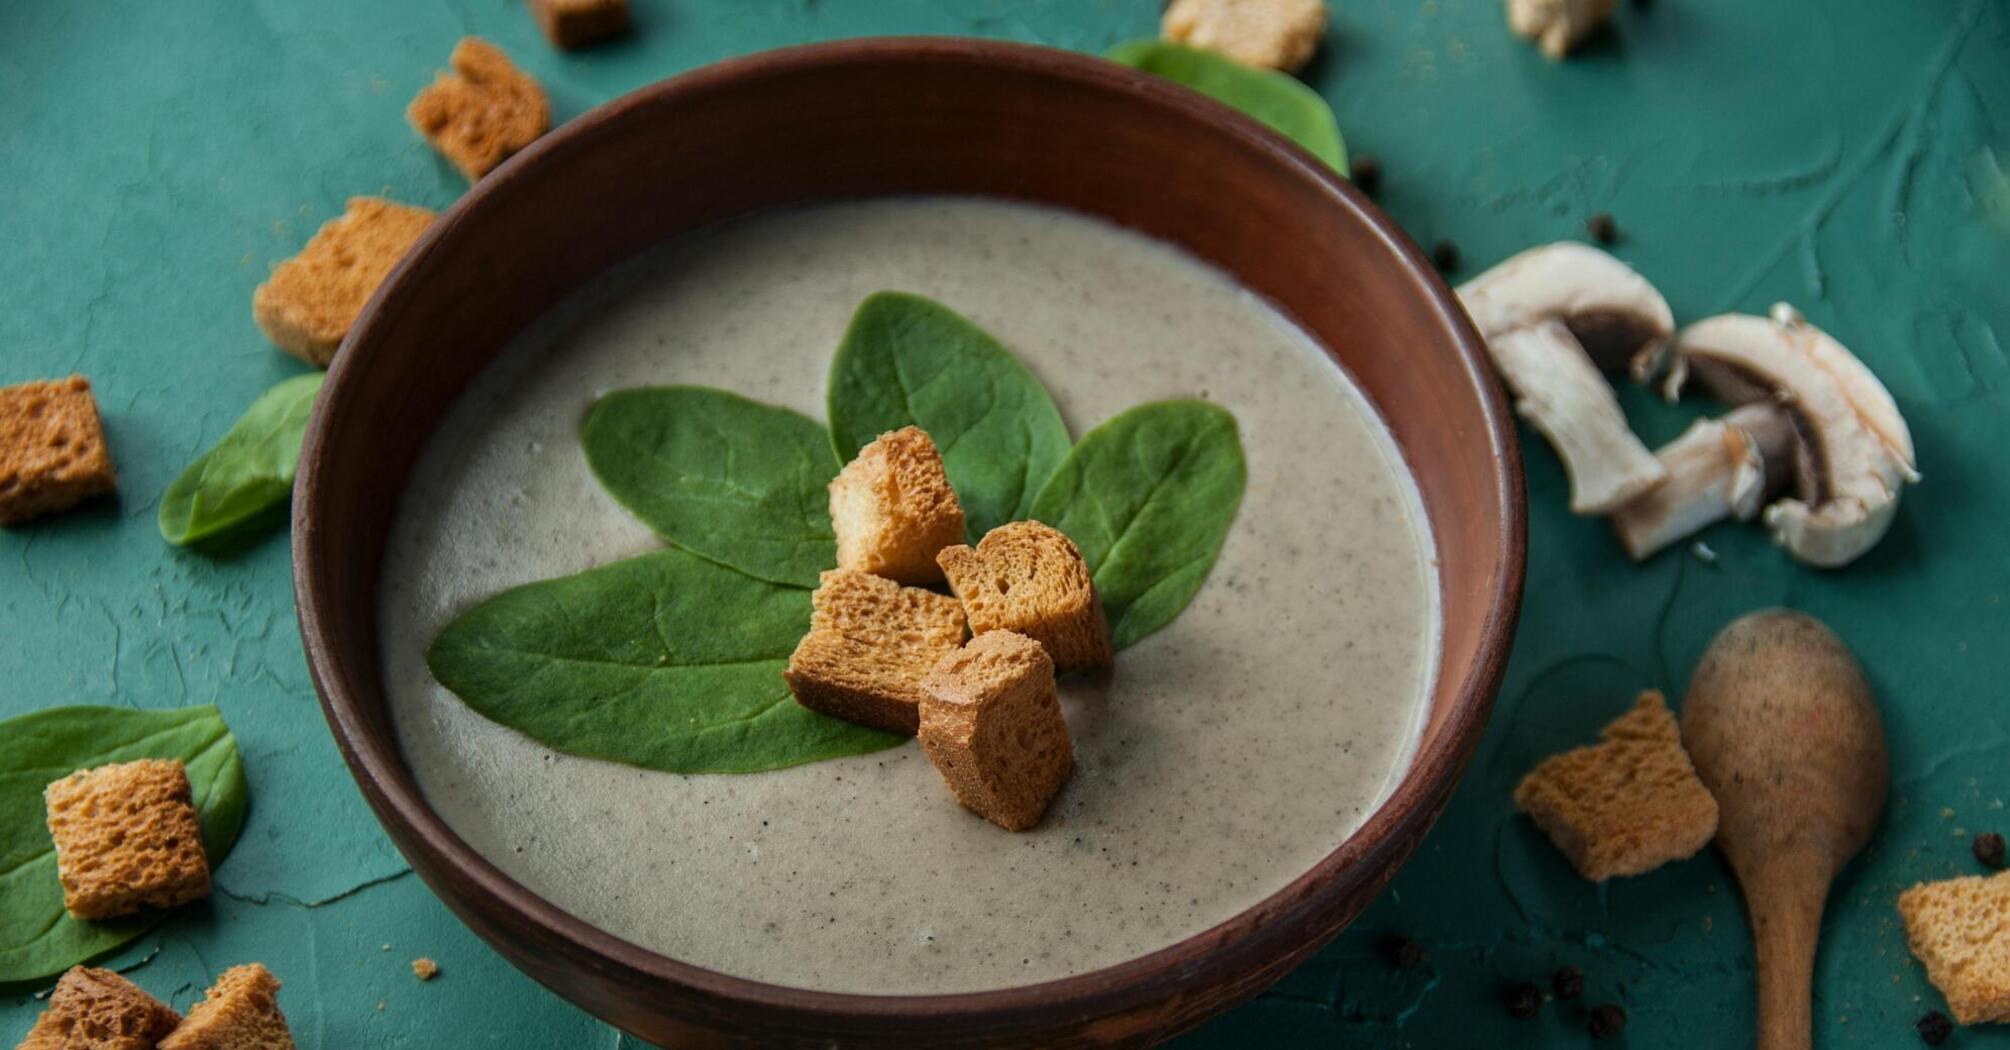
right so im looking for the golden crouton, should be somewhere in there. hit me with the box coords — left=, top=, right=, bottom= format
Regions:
left=0, top=376, right=117, bottom=526
left=1513, top=691, right=1719, bottom=881
left=1505, top=0, right=1616, bottom=60
left=1163, top=0, right=1329, bottom=72
left=784, top=569, right=967, bottom=734
left=919, top=631, right=1074, bottom=831
left=252, top=197, right=435, bottom=366
left=408, top=37, right=550, bottom=181
left=157, top=964, right=293, bottom=1050
left=937, top=521, right=1112, bottom=672
left=531, top=0, right=631, bottom=50
left=411, top=957, right=440, bottom=981
left=17, top=966, right=181, bottom=1050
left=44, top=759, right=211, bottom=920
left=1900, top=871, right=2010, bottom=1025
left=829, top=426, right=965, bottom=584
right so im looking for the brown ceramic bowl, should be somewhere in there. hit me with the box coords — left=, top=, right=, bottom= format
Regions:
left=295, top=37, right=1523, bottom=1049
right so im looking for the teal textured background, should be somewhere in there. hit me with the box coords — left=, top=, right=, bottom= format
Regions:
left=3, top=0, right=2007, bottom=1045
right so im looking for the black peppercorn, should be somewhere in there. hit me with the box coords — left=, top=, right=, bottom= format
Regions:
left=1352, top=155, right=1383, bottom=197
left=1917, top=1010, right=1953, bottom=1045
left=1588, top=1003, right=1627, bottom=1039
left=1975, top=831, right=2005, bottom=870
left=1552, top=966, right=1585, bottom=999
left=1587, top=212, right=1620, bottom=245
left=1431, top=239, right=1460, bottom=273
left=1380, top=936, right=1426, bottom=969
left=1503, top=982, right=1543, bottom=1019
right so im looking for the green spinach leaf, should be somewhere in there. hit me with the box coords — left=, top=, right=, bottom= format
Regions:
left=1106, top=40, right=1348, bottom=174
left=159, top=372, right=325, bottom=548
left=582, top=387, right=840, bottom=589
left=427, top=547, right=904, bottom=773
left=827, top=292, right=1072, bottom=538
left=0, top=705, right=249, bottom=983
left=1030, top=400, right=1246, bottom=649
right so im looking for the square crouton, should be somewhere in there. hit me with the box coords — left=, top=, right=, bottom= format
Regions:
left=919, top=631, right=1073, bottom=832
left=1506, top=0, right=1616, bottom=60
left=784, top=569, right=967, bottom=735
left=18, top=966, right=181, bottom=1050
left=1163, top=0, right=1328, bottom=72
left=0, top=376, right=117, bottom=526
left=408, top=37, right=550, bottom=181
left=531, top=0, right=631, bottom=50
left=1512, top=690, right=1719, bottom=881
left=252, top=197, right=435, bottom=367
left=937, top=521, right=1112, bottom=672
left=829, top=426, right=965, bottom=585
left=158, top=964, right=294, bottom=1050
left=1900, top=871, right=2010, bottom=1025
left=44, top=759, right=211, bottom=920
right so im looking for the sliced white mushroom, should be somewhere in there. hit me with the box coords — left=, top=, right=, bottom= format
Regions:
left=1610, top=403, right=1794, bottom=561
left=1459, top=243, right=1674, bottom=514
left=1659, top=305, right=1919, bottom=568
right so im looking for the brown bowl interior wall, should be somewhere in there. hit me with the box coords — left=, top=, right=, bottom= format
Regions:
left=296, top=38, right=1522, bottom=1049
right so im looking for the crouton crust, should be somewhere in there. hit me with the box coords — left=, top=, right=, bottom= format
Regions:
left=829, top=426, right=965, bottom=584
left=407, top=38, right=550, bottom=181
left=784, top=569, right=967, bottom=734
left=1900, top=871, right=2010, bottom=1025
left=252, top=197, right=435, bottom=366
left=158, top=964, right=295, bottom=1050
left=919, top=631, right=1073, bottom=831
left=17, top=966, right=181, bottom=1050
left=937, top=521, right=1112, bottom=671
left=0, top=376, right=117, bottom=525
left=44, top=759, right=211, bottom=920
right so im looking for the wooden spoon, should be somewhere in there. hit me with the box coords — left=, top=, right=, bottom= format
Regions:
left=1680, top=609, right=1888, bottom=1050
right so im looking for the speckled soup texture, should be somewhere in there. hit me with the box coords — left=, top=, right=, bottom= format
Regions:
left=375, top=197, right=1441, bottom=994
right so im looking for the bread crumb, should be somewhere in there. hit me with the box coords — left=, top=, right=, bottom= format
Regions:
left=531, top=0, right=631, bottom=50
left=0, top=376, right=117, bottom=526
left=919, top=631, right=1074, bottom=831
left=411, top=957, right=439, bottom=981
left=785, top=569, right=967, bottom=734
left=1162, top=0, right=1328, bottom=72
left=408, top=37, right=550, bottom=181
left=44, top=759, right=210, bottom=920
left=937, top=521, right=1112, bottom=672
left=829, top=427, right=964, bottom=584
left=158, top=963, right=294, bottom=1050
left=1899, top=871, right=2010, bottom=1025
left=17, top=966, right=181, bottom=1050
left=252, top=197, right=435, bottom=366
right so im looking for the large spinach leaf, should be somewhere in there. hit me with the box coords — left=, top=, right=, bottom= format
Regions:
left=827, top=292, right=1071, bottom=538
left=0, top=705, right=248, bottom=983
left=158, top=372, right=325, bottom=548
left=582, top=387, right=840, bottom=589
left=1106, top=40, right=1348, bottom=174
left=427, top=547, right=904, bottom=773
left=1030, top=400, right=1246, bottom=649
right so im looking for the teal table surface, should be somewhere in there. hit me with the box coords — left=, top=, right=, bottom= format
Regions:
left=4, top=0, right=2007, bottom=1046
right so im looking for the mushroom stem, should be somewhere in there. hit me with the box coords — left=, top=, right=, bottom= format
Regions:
left=1491, top=319, right=1669, bottom=514
left=1611, top=404, right=1794, bottom=560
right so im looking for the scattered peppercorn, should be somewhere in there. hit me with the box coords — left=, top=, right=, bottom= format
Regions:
left=1588, top=1003, right=1627, bottom=1039
left=1974, top=831, right=2005, bottom=870
left=1432, top=239, right=1460, bottom=273
left=1351, top=155, right=1383, bottom=197
left=1380, top=936, right=1427, bottom=970
left=1587, top=212, right=1620, bottom=245
left=1916, top=1010, right=1953, bottom=1045
left=1552, top=966, right=1585, bottom=999
left=1503, top=982, right=1543, bottom=1019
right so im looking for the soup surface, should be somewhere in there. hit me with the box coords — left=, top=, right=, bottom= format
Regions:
left=377, top=197, right=1440, bottom=994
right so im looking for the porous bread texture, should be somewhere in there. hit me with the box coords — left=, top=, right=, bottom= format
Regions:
left=784, top=569, right=967, bottom=735
left=17, top=966, right=181, bottom=1050
left=251, top=197, right=435, bottom=366
left=829, top=426, right=965, bottom=584
left=919, top=631, right=1074, bottom=832
left=936, top=521, right=1113, bottom=672
left=407, top=37, right=550, bottom=181
left=44, top=759, right=211, bottom=920
left=531, top=0, right=631, bottom=50
left=157, top=964, right=295, bottom=1050
left=1512, top=690, right=1719, bottom=881
left=1162, top=0, right=1328, bottom=72
left=0, top=376, right=117, bottom=526
left=1900, top=871, right=2010, bottom=1025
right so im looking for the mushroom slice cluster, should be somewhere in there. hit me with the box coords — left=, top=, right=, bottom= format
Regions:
left=1611, top=403, right=1794, bottom=561
left=1658, top=304, right=1919, bottom=567
left=1459, top=242, right=1674, bottom=515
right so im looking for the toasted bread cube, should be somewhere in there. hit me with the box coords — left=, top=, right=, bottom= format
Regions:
left=0, top=376, right=117, bottom=526
left=408, top=37, right=550, bottom=181
left=784, top=569, right=967, bottom=734
left=937, top=521, right=1112, bottom=672
left=829, top=427, right=965, bottom=584
left=1512, top=691, right=1719, bottom=881
left=158, top=964, right=294, bottom=1050
left=919, top=631, right=1073, bottom=831
left=1163, top=0, right=1328, bottom=72
left=252, top=197, right=435, bottom=366
left=531, top=0, right=631, bottom=49
left=44, top=759, right=210, bottom=920
left=18, top=966, right=181, bottom=1050
left=1900, top=871, right=2010, bottom=1025
left=1506, top=0, right=1615, bottom=60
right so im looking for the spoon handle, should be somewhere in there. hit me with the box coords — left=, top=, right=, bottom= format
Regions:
left=1746, top=859, right=1831, bottom=1050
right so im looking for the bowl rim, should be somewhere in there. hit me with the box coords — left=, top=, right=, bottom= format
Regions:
left=296, top=34, right=1524, bottom=1028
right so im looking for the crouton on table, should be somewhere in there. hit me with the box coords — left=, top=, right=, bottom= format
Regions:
left=44, top=758, right=211, bottom=920
left=16, top=966, right=181, bottom=1050
left=252, top=197, right=435, bottom=367
left=0, top=376, right=117, bottom=526
left=158, top=964, right=295, bottom=1050
left=408, top=37, right=550, bottom=181
left=1900, top=871, right=2010, bottom=1025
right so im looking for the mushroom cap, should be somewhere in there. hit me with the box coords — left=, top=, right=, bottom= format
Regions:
left=1457, top=242, right=1675, bottom=371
